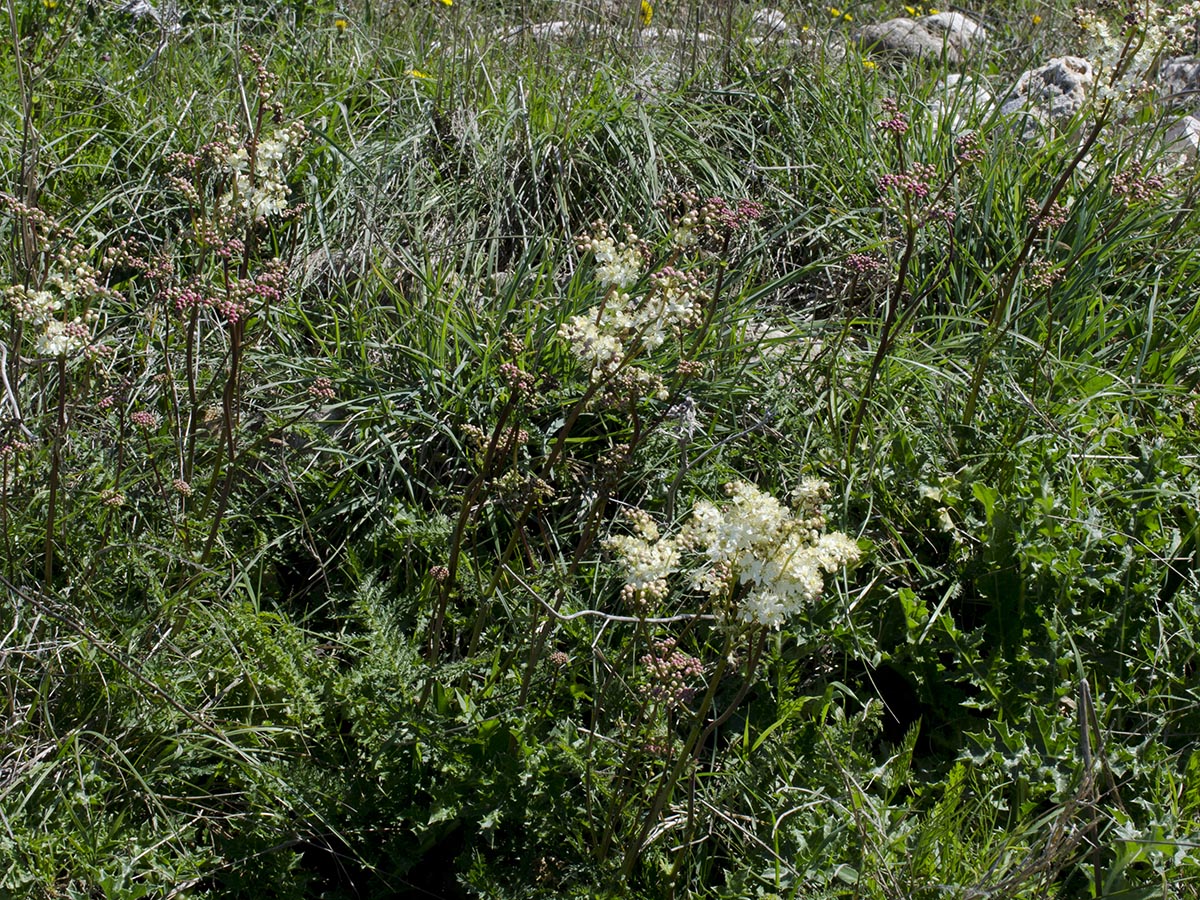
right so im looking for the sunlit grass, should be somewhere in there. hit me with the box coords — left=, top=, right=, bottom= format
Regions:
left=3, top=0, right=1200, bottom=897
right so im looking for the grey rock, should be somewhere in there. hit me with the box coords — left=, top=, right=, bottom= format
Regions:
left=640, top=26, right=717, bottom=45
left=1165, top=114, right=1200, bottom=164
left=527, top=20, right=578, bottom=39
left=859, top=18, right=960, bottom=64
left=750, top=8, right=789, bottom=37
left=757, top=32, right=846, bottom=63
left=930, top=74, right=994, bottom=131
left=858, top=12, right=985, bottom=64
left=920, top=12, right=986, bottom=53
left=1000, top=56, right=1094, bottom=135
left=118, top=0, right=159, bottom=17
left=495, top=20, right=597, bottom=41
left=117, top=0, right=181, bottom=32
left=1159, top=56, right=1200, bottom=111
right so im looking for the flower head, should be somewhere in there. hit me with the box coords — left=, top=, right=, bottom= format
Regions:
left=218, top=123, right=308, bottom=223
left=681, top=480, right=861, bottom=628
left=606, top=509, right=681, bottom=612
left=640, top=639, right=702, bottom=707
left=100, top=489, right=126, bottom=508
left=36, top=319, right=89, bottom=357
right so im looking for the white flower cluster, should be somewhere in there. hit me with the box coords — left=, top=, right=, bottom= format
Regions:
left=36, top=319, right=90, bottom=357
left=683, top=480, right=860, bottom=628
left=5, top=272, right=99, bottom=358
left=670, top=221, right=699, bottom=249
left=559, top=224, right=706, bottom=392
left=5, top=284, right=61, bottom=325
left=604, top=509, right=680, bottom=610
left=639, top=268, right=704, bottom=350
left=579, top=222, right=646, bottom=289
left=607, top=479, right=861, bottom=628
left=223, top=123, right=306, bottom=221
left=1077, top=3, right=1200, bottom=109
left=558, top=301, right=632, bottom=380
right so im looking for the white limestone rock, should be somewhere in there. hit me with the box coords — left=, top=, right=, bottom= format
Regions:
left=1165, top=115, right=1200, bottom=165
left=920, top=11, right=987, bottom=54
left=750, top=8, right=789, bottom=37
left=1000, top=56, right=1094, bottom=137
left=640, top=26, right=717, bottom=45
left=1159, top=56, right=1200, bottom=112
left=858, top=12, right=985, bottom=64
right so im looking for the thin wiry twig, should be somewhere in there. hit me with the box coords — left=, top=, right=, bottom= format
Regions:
left=503, top=563, right=718, bottom=624
left=0, top=340, right=37, bottom=442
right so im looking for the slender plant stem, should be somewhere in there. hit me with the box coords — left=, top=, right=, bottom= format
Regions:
left=429, top=396, right=517, bottom=663
left=42, top=358, right=66, bottom=586
left=619, top=628, right=739, bottom=881
left=961, top=104, right=1110, bottom=429
left=183, top=306, right=200, bottom=486
left=846, top=221, right=917, bottom=457
left=666, top=628, right=767, bottom=891
left=200, top=321, right=243, bottom=564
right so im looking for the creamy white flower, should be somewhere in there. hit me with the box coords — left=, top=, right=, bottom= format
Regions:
left=36, top=319, right=87, bottom=357
left=740, top=589, right=789, bottom=628
left=670, top=225, right=699, bottom=248
left=606, top=533, right=680, bottom=591
left=5, top=285, right=61, bottom=325
left=1077, top=3, right=1200, bottom=117
left=221, top=126, right=305, bottom=221
left=813, top=532, right=862, bottom=572
left=255, top=138, right=288, bottom=166
left=595, top=246, right=643, bottom=289
left=561, top=222, right=707, bottom=393
left=682, top=480, right=860, bottom=627
left=227, top=146, right=250, bottom=174
left=610, top=480, right=860, bottom=627
left=241, top=178, right=289, bottom=220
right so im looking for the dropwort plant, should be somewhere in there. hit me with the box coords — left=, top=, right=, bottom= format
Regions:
left=431, top=191, right=764, bottom=669
left=845, top=99, right=982, bottom=455
left=961, top=1, right=1200, bottom=427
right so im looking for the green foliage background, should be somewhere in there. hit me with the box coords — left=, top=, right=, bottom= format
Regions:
left=3, top=0, right=1200, bottom=897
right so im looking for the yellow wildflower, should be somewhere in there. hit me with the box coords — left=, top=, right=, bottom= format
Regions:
left=863, top=59, right=876, bottom=69
left=1031, top=13, right=1042, bottom=24
left=406, top=69, right=431, bottom=78
left=434, top=0, right=453, bottom=6
left=928, top=7, right=938, bottom=12
left=842, top=11, right=852, bottom=20
left=828, top=6, right=841, bottom=16
left=334, top=17, right=349, bottom=31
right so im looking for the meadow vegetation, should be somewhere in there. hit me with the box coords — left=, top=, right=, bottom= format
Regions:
left=4, top=0, right=1200, bottom=896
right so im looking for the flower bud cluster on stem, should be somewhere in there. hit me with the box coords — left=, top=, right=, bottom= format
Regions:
left=606, top=479, right=860, bottom=628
